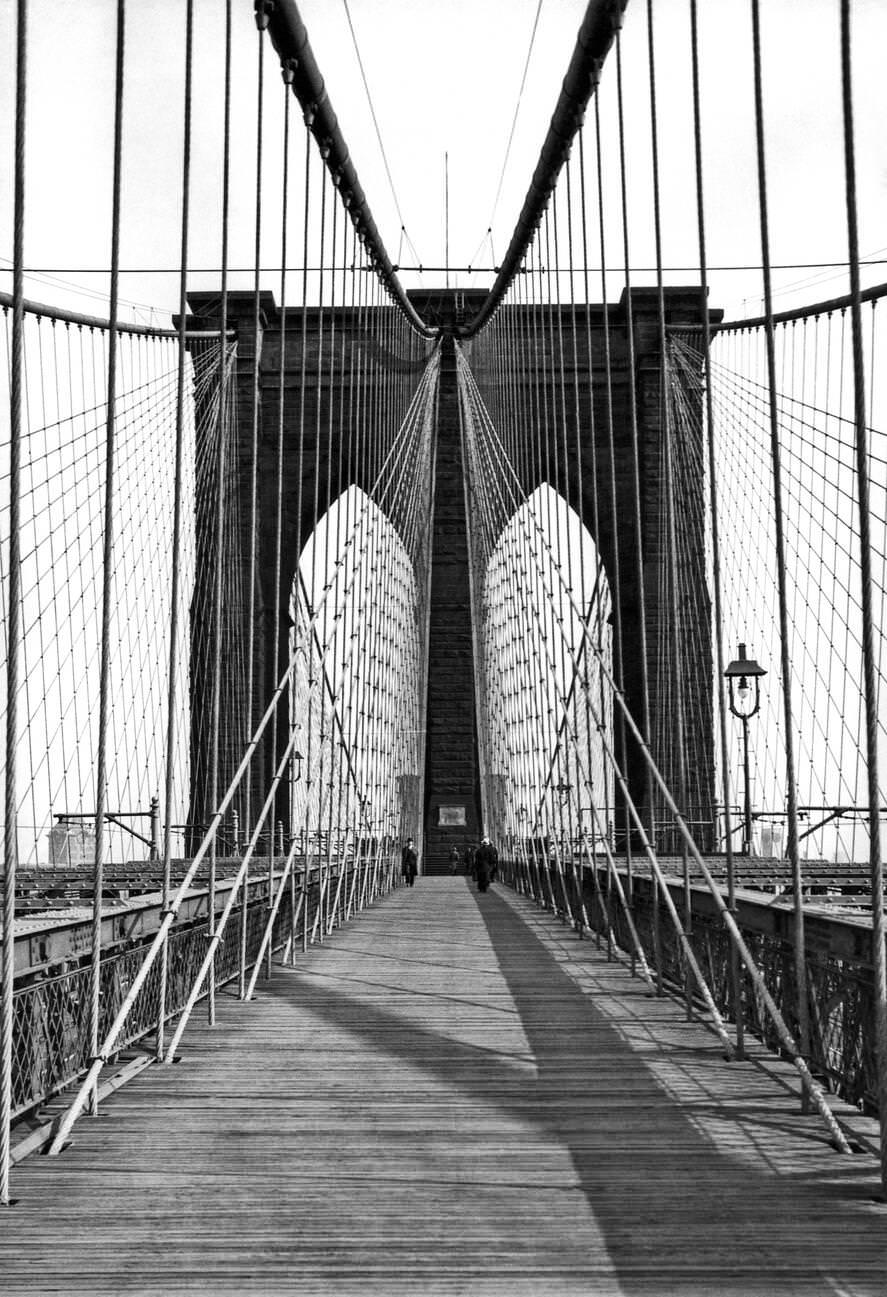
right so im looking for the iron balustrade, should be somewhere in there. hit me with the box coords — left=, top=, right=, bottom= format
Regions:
left=501, top=854, right=881, bottom=1114
left=8, top=856, right=389, bottom=1127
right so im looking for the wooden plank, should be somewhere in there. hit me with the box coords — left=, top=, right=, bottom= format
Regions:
left=2, top=878, right=887, bottom=1295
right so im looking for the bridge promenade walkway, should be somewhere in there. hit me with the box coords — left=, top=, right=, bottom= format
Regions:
left=3, top=879, right=886, bottom=1295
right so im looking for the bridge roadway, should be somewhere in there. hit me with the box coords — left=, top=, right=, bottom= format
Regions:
left=3, top=879, right=886, bottom=1295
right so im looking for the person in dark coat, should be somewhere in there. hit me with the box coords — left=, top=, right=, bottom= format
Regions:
left=474, top=837, right=498, bottom=893
left=401, top=838, right=418, bottom=886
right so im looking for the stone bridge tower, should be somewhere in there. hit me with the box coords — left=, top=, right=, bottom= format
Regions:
left=184, top=284, right=716, bottom=861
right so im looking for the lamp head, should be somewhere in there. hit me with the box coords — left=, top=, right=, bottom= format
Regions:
left=724, top=643, right=766, bottom=718
left=724, top=642, right=766, bottom=681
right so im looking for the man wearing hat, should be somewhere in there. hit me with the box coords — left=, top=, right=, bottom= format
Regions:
left=474, top=836, right=498, bottom=893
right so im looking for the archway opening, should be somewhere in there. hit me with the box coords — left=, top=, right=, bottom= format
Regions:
left=290, top=487, right=424, bottom=865
left=478, top=485, right=613, bottom=861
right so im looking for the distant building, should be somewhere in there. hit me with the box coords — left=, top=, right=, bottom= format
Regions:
left=758, top=821, right=784, bottom=858
left=49, top=817, right=95, bottom=866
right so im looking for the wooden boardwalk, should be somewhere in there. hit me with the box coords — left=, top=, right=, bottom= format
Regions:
left=3, top=878, right=887, bottom=1295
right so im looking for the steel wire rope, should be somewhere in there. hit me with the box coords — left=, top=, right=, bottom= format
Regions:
left=288, top=111, right=313, bottom=946
left=466, top=329, right=819, bottom=985
left=578, top=133, right=618, bottom=947
left=462, top=359, right=589, bottom=848
left=684, top=329, right=881, bottom=804
left=645, top=0, right=693, bottom=1006
left=319, top=187, right=342, bottom=933
left=370, top=303, right=395, bottom=884
left=669, top=334, right=876, bottom=861
left=745, top=0, right=825, bottom=1095
left=304, top=162, right=330, bottom=923
left=164, top=716, right=306, bottom=1060
left=564, top=152, right=599, bottom=936
left=89, top=0, right=126, bottom=1108
left=263, top=56, right=295, bottom=981
left=477, top=0, right=545, bottom=262
left=494, top=299, right=527, bottom=857
left=668, top=331, right=887, bottom=501
left=159, top=0, right=195, bottom=1056
left=840, top=0, right=887, bottom=1188
left=613, top=31, right=656, bottom=885
left=340, top=0, right=423, bottom=270
left=346, top=238, right=374, bottom=892
left=243, top=8, right=272, bottom=901
left=661, top=373, right=716, bottom=819
left=548, top=196, right=579, bottom=914
left=363, top=268, right=384, bottom=891
left=592, top=92, right=635, bottom=918
left=460, top=355, right=655, bottom=975
left=338, top=233, right=361, bottom=896
left=525, top=244, right=560, bottom=909
left=501, top=296, right=533, bottom=858
left=549, top=194, right=586, bottom=913
left=514, top=265, right=549, bottom=900
left=537, top=221, right=559, bottom=860
left=0, top=0, right=27, bottom=1207
left=461, top=342, right=505, bottom=849
left=460, top=351, right=860, bottom=1132
left=328, top=218, right=353, bottom=913
left=191, top=0, right=231, bottom=1036
left=47, top=312, right=438, bottom=1155
left=671, top=335, right=880, bottom=695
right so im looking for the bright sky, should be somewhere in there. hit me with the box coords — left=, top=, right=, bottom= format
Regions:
left=1, top=0, right=886, bottom=324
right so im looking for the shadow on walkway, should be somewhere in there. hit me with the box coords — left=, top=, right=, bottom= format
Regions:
left=263, top=882, right=886, bottom=1294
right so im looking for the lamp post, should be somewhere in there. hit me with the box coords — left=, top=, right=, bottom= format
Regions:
left=724, top=643, right=767, bottom=856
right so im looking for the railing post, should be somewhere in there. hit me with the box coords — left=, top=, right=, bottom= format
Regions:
left=149, top=796, right=160, bottom=861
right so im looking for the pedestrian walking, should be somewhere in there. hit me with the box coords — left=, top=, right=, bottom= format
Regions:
left=448, top=846, right=461, bottom=874
left=474, top=836, right=498, bottom=893
left=401, top=838, right=418, bottom=887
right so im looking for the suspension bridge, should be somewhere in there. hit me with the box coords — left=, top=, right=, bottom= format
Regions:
left=1, top=0, right=886, bottom=1291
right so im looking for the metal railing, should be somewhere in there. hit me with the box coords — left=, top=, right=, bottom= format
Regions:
left=9, top=856, right=394, bottom=1128
left=501, top=854, right=880, bottom=1115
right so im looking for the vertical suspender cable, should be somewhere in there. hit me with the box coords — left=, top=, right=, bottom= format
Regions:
left=311, top=168, right=328, bottom=927
left=614, top=34, right=655, bottom=853
left=294, top=114, right=312, bottom=951
left=162, top=0, right=194, bottom=1022
left=839, top=0, right=887, bottom=1195
left=749, top=0, right=812, bottom=1099
left=593, top=96, right=634, bottom=931
left=1, top=0, right=27, bottom=1210
left=689, top=0, right=743, bottom=1055
left=567, top=148, right=602, bottom=937
left=645, top=0, right=690, bottom=1004
left=551, top=194, right=573, bottom=904
left=265, top=61, right=294, bottom=980
left=578, top=129, right=615, bottom=947
left=245, top=12, right=267, bottom=868
left=239, top=15, right=267, bottom=995
left=202, top=0, right=233, bottom=1031
left=90, top=0, right=126, bottom=1105
left=320, top=188, right=338, bottom=926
